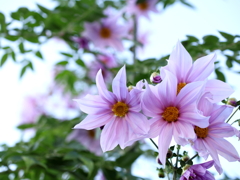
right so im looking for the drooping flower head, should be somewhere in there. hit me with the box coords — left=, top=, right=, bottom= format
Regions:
left=82, top=17, right=127, bottom=51
left=150, top=72, right=162, bottom=83
left=126, top=0, right=159, bottom=19
left=71, top=36, right=89, bottom=50
left=74, top=66, right=150, bottom=152
left=142, top=70, right=209, bottom=166
left=161, top=41, right=234, bottom=102
left=67, top=129, right=102, bottom=156
left=191, top=95, right=240, bottom=174
left=180, top=160, right=215, bottom=180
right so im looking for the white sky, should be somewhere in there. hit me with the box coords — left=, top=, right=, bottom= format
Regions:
left=0, top=0, right=240, bottom=179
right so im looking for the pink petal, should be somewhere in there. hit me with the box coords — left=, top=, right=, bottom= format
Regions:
left=197, top=92, right=214, bottom=116
left=112, top=66, right=128, bottom=102
left=96, top=69, right=117, bottom=104
left=173, top=121, right=195, bottom=145
left=176, top=81, right=205, bottom=109
left=209, top=104, right=233, bottom=124
left=125, top=112, right=150, bottom=134
left=161, top=41, right=192, bottom=83
left=75, top=94, right=110, bottom=115
left=187, top=53, right=216, bottom=82
left=209, top=123, right=235, bottom=138
left=148, top=117, right=167, bottom=138
left=158, top=123, right=173, bottom=167
left=74, top=113, right=113, bottom=130
left=205, top=79, right=234, bottom=103
left=100, top=118, right=119, bottom=152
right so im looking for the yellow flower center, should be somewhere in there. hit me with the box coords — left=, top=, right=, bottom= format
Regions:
left=87, top=130, right=95, bottom=138
left=100, top=27, right=111, bottom=38
left=138, top=1, right=149, bottom=10
left=162, top=106, right=179, bottom=122
left=194, top=126, right=208, bottom=138
left=177, top=82, right=187, bottom=94
left=112, top=102, right=129, bottom=117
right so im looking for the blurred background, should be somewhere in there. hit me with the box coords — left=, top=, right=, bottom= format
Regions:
left=0, top=0, right=240, bottom=179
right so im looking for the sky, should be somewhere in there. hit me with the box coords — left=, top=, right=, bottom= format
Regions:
left=0, top=0, right=240, bottom=179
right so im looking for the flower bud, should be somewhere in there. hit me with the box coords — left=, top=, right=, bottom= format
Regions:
left=182, top=155, right=189, bottom=162
left=128, top=85, right=134, bottom=92
left=227, top=98, right=238, bottom=107
left=150, top=72, right=162, bottom=84
left=182, top=164, right=191, bottom=172
left=166, top=149, right=173, bottom=158
left=158, top=168, right=165, bottom=178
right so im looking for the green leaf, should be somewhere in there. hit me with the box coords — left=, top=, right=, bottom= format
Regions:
left=0, top=12, right=6, bottom=32
left=60, top=52, right=73, bottom=57
left=186, top=35, right=199, bottom=42
left=79, top=155, right=94, bottom=176
left=20, top=62, right=34, bottom=78
left=203, top=35, right=219, bottom=46
left=25, top=36, right=39, bottom=43
left=11, top=12, right=20, bottom=20
left=215, top=68, right=226, bottom=82
left=17, top=123, right=35, bottom=130
left=19, top=42, right=25, bottom=53
left=35, top=51, right=43, bottom=59
left=75, top=59, right=85, bottom=67
left=219, top=31, right=235, bottom=43
left=37, top=4, right=51, bottom=14
left=56, top=60, right=68, bottom=66
left=5, top=35, right=19, bottom=41
left=0, top=53, right=8, bottom=66
left=22, top=156, right=36, bottom=171
left=115, top=151, right=142, bottom=168
left=226, top=59, right=233, bottom=68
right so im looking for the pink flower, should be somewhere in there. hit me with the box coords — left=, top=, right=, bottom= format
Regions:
left=161, top=41, right=234, bottom=102
left=192, top=96, right=240, bottom=174
left=82, top=17, right=127, bottom=51
left=96, top=53, right=118, bottom=68
left=67, top=129, right=102, bottom=156
left=141, top=70, right=209, bottom=166
left=126, top=0, right=158, bottom=19
left=88, top=61, right=112, bottom=82
left=71, top=36, right=89, bottom=50
left=74, top=66, right=150, bottom=152
left=180, top=160, right=215, bottom=180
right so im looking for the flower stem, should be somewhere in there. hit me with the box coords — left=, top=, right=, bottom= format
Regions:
left=226, top=107, right=239, bottom=123
left=149, top=138, right=158, bottom=149
left=185, top=153, right=198, bottom=164
left=173, top=145, right=181, bottom=180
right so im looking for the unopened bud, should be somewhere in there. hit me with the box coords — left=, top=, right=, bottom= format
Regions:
left=167, top=150, right=173, bottom=158
left=227, top=98, right=238, bottom=107
left=150, top=72, right=162, bottom=84
left=158, top=168, right=165, bottom=178
left=182, top=155, right=189, bottom=162
left=128, top=85, right=134, bottom=92
left=183, top=164, right=191, bottom=172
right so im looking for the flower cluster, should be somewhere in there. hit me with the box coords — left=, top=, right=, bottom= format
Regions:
left=74, top=41, right=240, bottom=178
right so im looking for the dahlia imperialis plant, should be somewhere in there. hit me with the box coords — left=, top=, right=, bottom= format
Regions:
left=74, top=41, right=240, bottom=179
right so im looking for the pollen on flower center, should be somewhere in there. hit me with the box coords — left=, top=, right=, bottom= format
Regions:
left=194, top=126, right=208, bottom=138
left=177, top=82, right=187, bottom=94
left=100, top=27, right=111, bottom=38
left=112, top=102, right=129, bottom=117
left=162, top=106, right=179, bottom=122
left=138, top=1, right=149, bottom=10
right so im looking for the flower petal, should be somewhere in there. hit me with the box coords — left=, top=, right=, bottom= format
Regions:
left=205, top=79, right=234, bottom=103
left=148, top=117, right=167, bottom=138
left=96, top=69, right=117, bottom=104
left=75, top=94, right=110, bottom=115
left=158, top=123, right=173, bottom=167
left=187, top=53, right=216, bottom=82
left=100, top=117, right=119, bottom=152
left=74, top=113, right=113, bottom=130
left=173, top=121, right=195, bottom=145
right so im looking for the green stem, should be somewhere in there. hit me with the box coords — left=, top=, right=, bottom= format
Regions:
left=149, top=138, right=158, bottom=149
left=185, top=153, right=198, bottom=164
left=226, top=107, right=239, bottom=123
left=173, top=145, right=181, bottom=180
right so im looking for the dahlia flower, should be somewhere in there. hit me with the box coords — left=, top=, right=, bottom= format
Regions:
left=74, top=66, right=150, bottom=152
left=180, top=160, right=215, bottom=180
left=126, top=0, right=158, bottom=19
left=161, top=41, right=234, bottom=102
left=192, top=96, right=240, bottom=174
left=82, top=17, right=127, bottom=51
left=142, top=70, right=209, bottom=166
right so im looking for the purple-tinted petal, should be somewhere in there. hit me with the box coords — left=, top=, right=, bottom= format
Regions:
left=205, top=79, right=234, bottom=103
left=209, top=104, right=233, bottom=124
left=112, top=66, right=128, bottom=101
left=148, top=117, right=167, bottom=138
left=142, top=82, right=163, bottom=117
left=161, top=41, right=192, bottom=83
left=100, top=118, right=119, bottom=152
left=192, top=139, right=207, bottom=155
left=125, top=112, right=150, bottom=134
left=173, top=121, right=195, bottom=145
left=187, top=53, right=216, bottom=82
left=204, top=171, right=215, bottom=180
left=96, top=69, right=117, bottom=104
left=176, top=81, right=205, bottom=109
left=197, top=92, right=214, bottom=116
left=209, top=123, right=235, bottom=138
left=200, top=160, right=214, bottom=169
left=75, top=94, right=110, bottom=115
left=127, top=88, right=142, bottom=112
left=74, top=113, right=113, bottom=130
left=158, top=123, right=173, bottom=166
